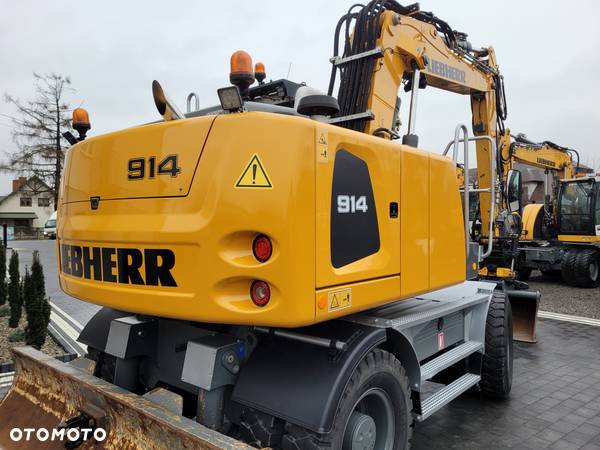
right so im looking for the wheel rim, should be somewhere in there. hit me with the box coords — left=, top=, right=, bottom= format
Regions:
left=590, top=260, right=599, bottom=281
left=342, top=388, right=395, bottom=450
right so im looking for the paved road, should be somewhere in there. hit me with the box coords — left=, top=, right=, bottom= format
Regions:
left=8, top=240, right=100, bottom=326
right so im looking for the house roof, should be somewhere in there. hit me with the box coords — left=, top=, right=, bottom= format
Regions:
left=0, top=212, right=38, bottom=219
left=0, top=177, right=53, bottom=207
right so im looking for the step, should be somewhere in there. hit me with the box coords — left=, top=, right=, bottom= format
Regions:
left=417, top=373, right=481, bottom=421
left=420, top=341, right=483, bottom=383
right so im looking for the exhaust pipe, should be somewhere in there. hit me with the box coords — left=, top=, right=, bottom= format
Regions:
left=152, top=80, right=185, bottom=121
left=505, top=289, right=540, bottom=343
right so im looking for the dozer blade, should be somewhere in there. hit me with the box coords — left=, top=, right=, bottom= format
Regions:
left=0, top=346, right=255, bottom=449
left=506, top=289, right=541, bottom=343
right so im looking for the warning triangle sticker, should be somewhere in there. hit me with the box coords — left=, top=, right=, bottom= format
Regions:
left=235, top=154, right=273, bottom=189
left=331, top=294, right=340, bottom=308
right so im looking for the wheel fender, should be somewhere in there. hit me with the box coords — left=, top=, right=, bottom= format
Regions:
left=231, top=322, right=386, bottom=434
left=521, top=203, right=544, bottom=241
left=385, top=329, right=421, bottom=391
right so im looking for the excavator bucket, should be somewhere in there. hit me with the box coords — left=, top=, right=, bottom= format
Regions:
left=506, top=289, right=541, bottom=343
left=0, top=346, right=255, bottom=449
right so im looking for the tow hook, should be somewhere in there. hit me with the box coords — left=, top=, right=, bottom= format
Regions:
left=56, top=402, right=108, bottom=449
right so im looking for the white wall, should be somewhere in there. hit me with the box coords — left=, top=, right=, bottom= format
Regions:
left=0, top=189, right=54, bottom=228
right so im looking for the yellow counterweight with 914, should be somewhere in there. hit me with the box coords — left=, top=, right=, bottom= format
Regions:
left=57, top=110, right=466, bottom=327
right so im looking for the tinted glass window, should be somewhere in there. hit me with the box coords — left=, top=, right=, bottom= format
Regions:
left=559, top=181, right=593, bottom=234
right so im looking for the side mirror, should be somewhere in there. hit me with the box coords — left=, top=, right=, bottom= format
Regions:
left=506, top=169, right=522, bottom=213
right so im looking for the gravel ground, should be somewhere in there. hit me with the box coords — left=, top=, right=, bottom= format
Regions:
left=527, top=270, right=600, bottom=319
left=0, top=312, right=65, bottom=364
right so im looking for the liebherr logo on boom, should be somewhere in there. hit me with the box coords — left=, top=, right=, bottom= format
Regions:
left=537, top=157, right=556, bottom=168
left=429, top=59, right=466, bottom=83
left=60, top=244, right=177, bottom=287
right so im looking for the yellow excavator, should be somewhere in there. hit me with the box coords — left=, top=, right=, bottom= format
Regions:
left=506, top=136, right=600, bottom=287
left=1, top=2, right=540, bottom=449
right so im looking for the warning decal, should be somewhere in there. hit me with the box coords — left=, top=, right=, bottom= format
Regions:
left=328, top=288, right=352, bottom=312
left=316, top=128, right=329, bottom=163
left=235, top=154, right=273, bottom=189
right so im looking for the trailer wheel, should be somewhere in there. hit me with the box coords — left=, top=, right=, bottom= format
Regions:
left=281, top=349, right=412, bottom=450
left=573, top=249, right=600, bottom=288
left=561, top=249, right=578, bottom=286
left=480, top=293, right=513, bottom=399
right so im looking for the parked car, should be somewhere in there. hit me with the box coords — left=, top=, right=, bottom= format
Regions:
left=43, top=211, right=57, bottom=239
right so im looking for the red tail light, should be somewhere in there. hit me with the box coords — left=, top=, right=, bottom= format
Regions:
left=253, top=234, right=272, bottom=262
left=250, top=280, right=270, bottom=307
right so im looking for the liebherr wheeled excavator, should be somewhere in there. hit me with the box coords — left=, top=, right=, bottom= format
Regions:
left=506, top=136, right=600, bottom=287
left=1, top=2, right=534, bottom=449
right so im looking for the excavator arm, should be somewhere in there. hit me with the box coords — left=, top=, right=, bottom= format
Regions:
left=504, top=136, right=577, bottom=179
left=330, top=2, right=508, bottom=245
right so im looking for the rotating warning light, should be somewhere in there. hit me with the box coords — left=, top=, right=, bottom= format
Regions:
left=254, top=62, right=266, bottom=84
left=72, top=108, right=91, bottom=140
left=229, top=50, right=255, bottom=96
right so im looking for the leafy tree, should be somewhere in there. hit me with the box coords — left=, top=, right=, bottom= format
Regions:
left=0, top=246, right=6, bottom=306
left=24, top=251, right=51, bottom=349
left=3, top=73, right=75, bottom=210
left=7, top=251, right=21, bottom=328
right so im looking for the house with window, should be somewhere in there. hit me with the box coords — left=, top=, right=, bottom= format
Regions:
left=0, top=177, right=55, bottom=236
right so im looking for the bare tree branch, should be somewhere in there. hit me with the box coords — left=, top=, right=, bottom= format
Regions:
left=3, top=73, right=75, bottom=209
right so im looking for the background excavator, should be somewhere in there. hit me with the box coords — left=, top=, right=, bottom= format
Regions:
left=506, top=136, right=600, bottom=287
left=1, top=2, right=540, bottom=449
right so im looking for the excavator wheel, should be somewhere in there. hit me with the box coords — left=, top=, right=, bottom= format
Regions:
left=239, top=409, right=285, bottom=448
left=561, top=249, right=579, bottom=286
left=573, top=249, right=600, bottom=288
left=281, top=349, right=413, bottom=450
left=480, top=293, right=513, bottom=399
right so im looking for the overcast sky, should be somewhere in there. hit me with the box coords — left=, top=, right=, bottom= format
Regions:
left=1, top=0, right=599, bottom=194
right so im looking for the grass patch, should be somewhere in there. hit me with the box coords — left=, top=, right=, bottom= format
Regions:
left=8, top=328, right=25, bottom=342
left=0, top=305, right=8, bottom=318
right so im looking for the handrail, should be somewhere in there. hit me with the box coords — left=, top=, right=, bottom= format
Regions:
left=186, top=92, right=200, bottom=113
left=443, top=129, right=497, bottom=260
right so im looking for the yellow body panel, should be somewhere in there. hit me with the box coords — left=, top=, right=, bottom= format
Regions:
left=521, top=203, right=544, bottom=241
left=558, top=235, right=600, bottom=243
left=65, top=117, right=215, bottom=202
left=58, top=112, right=466, bottom=327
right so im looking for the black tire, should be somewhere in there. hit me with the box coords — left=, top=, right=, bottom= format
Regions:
left=281, top=349, right=413, bottom=450
left=561, top=249, right=578, bottom=286
left=480, top=293, right=513, bottom=399
left=573, top=249, right=600, bottom=288
left=239, top=409, right=285, bottom=448
left=516, top=267, right=532, bottom=281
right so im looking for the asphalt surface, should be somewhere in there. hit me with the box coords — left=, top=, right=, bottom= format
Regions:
left=528, top=271, right=600, bottom=320
left=8, top=239, right=100, bottom=325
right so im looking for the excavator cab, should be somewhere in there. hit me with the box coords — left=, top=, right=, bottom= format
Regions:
left=558, top=177, right=600, bottom=237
